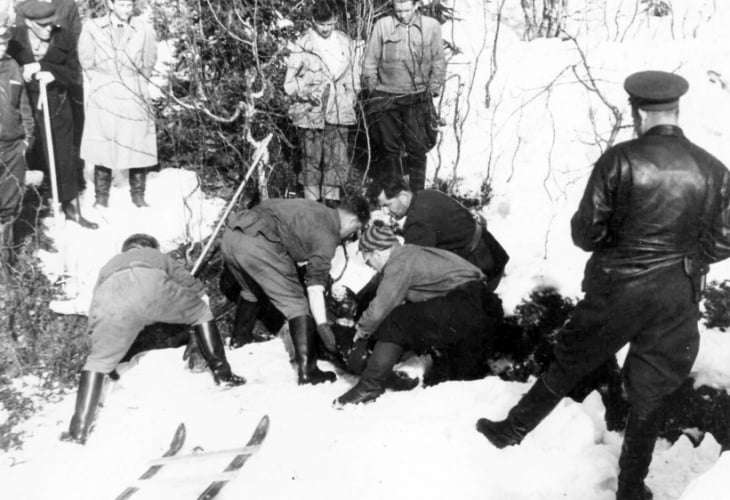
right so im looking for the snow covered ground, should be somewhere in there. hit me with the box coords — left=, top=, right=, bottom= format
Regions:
left=4, top=0, right=730, bottom=498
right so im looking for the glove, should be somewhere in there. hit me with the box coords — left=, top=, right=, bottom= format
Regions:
left=316, top=323, right=337, bottom=352
left=182, top=331, right=208, bottom=372
left=22, top=62, right=41, bottom=83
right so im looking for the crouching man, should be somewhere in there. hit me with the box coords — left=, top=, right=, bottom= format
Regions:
left=62, top=233, right=245, bottom=445
left=220, top=196, right=370, bottom=385
left=333, top=222, right=489, bottom=407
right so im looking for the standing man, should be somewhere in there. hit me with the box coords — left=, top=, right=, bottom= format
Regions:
left=362, top=0, right=446, bottom=191
left=333, top=222, right=488, bottom=407
left=62, top=233, right=245, bottom=445
left=0, top=19, right=34, bottom=279
left=220, top=195, right=370, bottom=385
left=476, top=71, right=730, bottom=500
left=78, top=0, right=157, bottom=209
left=368, top=177, right=509, bottom=292
left=284, top=0, right=359, bottom=205
left=10, top=0, right=97, bottom=228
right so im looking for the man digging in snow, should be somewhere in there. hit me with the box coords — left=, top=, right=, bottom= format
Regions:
left=220, top=195, right=370, bottom=385
left=334, top=222, right=491, bottom=407
left=62, top=233, right=245, bottom=445
left=476, top=71, right=730, bottom=500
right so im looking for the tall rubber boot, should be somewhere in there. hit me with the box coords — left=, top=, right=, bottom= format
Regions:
left=61, top=370, right=105, bottom=444
left=93, top=165, right=112, bottom=207
left=333, top=341, right=404, bottom=407
left=475, top=377, right=562, bottom=448
left=229, top=299, right=259, bottom=349
left=194, top=321, right=246, bottom=386
left=379, top=154, right=405, bottom=185
left=129, top=168, right=149, bottom=207
left=616, top=410, right=659, bottom=500
left=62, top=197, right=99, bottom=229
left=289, top=315, right=336, bottom=385
left=405, top=154, right=427, bottom=191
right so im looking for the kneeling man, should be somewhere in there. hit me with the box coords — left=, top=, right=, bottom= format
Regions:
left=334, top=222, right=489, bottom=407
left=63, top=233, right=245, bottom=444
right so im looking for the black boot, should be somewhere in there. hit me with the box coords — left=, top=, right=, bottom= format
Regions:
left=405, top=154, right=427, bottom=191
left=616, top=410, right=658, bottom=500
left=229, top=299, right=259, bottom=349
left=475, top=377, right=562, bottom=448
left=93, top=166, right=112, bottom=207
left=289, top=315, right=336, bottom=385
left=194, top=321, right=246, bottom=386
left=384, top=371, right=420, bottom=392
left=333, top=341, right=404, bottom=407
left=62, top=197, right=99, bottom=230
left=129, top=168, right=149, bottom=207
left=378, top=154, right=405, bottom=185
left=61, top=370, right=105, bottom=444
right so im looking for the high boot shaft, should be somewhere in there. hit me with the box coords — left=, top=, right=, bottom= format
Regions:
left=93, top=166, right=112, bottom=207
left=63, top=370, right=105, bottom=444
left=616, top=410, right=659, bottom=500
left=334, top=341, right=404, bottom=407
left=404, top=155, right=427, bottom=191
left=229, top=299, right=259, bottom=349
left=194, top=321, right=246, bottom=386
left=476, top=377, right=562, bottom=448
left=289, top=315, right=336, bottom=385
left=129, top=168, right=149, bottom=207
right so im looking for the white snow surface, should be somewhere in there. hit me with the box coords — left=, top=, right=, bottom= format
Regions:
left=4, top=0, right=730, bottom=498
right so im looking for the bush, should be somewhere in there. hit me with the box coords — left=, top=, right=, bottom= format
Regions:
left=702, top=280, right=730, bottom=331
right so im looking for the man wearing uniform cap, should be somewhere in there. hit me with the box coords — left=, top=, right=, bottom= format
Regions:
left=9, top=0, right=97, bottom=228
left=476, top=70, right=730, bottom=500
left=333, top=221, right=490, bottom=407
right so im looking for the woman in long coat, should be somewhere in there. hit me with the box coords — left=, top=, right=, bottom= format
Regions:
left=78, top=0, right=157, bottom=208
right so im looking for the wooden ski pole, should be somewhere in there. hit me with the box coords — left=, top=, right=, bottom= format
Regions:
left=39, top=80, right=62, bottom=223
left=191, top=133, right=273, bottom=276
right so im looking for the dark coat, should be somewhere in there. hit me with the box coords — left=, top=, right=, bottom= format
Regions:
left=571, top=125, right=730, bottom=291
left=402, top=189, right=509, bottom=290
left=8, top=26, right=81, bottom=202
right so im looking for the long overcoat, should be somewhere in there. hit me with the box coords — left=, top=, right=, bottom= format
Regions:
left=78, top=15, right=157, bottom=170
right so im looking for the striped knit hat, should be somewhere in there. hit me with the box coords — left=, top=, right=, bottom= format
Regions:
left=359, top=222, right=399, bottom=252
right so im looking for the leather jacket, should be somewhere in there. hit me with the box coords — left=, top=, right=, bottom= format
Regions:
left=571, top=125, right=730, bottom=288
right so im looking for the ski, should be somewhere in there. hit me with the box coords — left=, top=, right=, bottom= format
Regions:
left=114, top=422, right=187, bottom=500
left=196, top=414, right=270, bottom=500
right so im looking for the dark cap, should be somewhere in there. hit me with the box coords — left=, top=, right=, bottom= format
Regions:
left=624, top=70, right=688, bottom=111
left=17, top=0, right=57, bottom=24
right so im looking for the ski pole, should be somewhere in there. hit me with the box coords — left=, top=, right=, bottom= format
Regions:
left=39, top=80, right=62, bottom=223
left=191, top=133, right=272, bottom=276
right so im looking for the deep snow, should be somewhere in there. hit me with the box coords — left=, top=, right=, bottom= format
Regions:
left=4, top=0, right=730, bottom=499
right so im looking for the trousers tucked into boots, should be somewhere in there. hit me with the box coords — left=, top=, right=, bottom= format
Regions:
left=93, top=166, right=112, bottom=207
left=62, top=370, right=105, bottom=444
left=289, top=315, right=336, bottom=385
left=129, top=168, right=149, bottom=207
left=229, top=299, right=259, bottom=349
left=475, top=377, right=563, bottom=448
left=333, top=341, right=404, bottom=407
left=194, top=321, right=246, bottom=386
left=616, top=409, right=659, bottom=500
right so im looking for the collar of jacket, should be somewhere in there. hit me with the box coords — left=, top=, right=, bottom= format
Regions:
left=98, top=15, right=139, bottom=31
left=643, top=124, right=684, bottom=138
left=390, top=11, right=424, bottom=33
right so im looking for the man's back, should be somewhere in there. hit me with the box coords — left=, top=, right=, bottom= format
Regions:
left=572, top=125, right=730, bottom=278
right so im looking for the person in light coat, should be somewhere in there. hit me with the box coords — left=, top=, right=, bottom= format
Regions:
left=78, top=0, right=157, bottom=209
left=284, top=0, right=359, bottom=205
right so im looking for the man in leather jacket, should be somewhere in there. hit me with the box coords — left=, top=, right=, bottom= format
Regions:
left=475, top=71, right=730, bottom=500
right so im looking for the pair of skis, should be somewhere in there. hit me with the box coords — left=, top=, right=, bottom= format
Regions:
left=115, top=415, right=270, bottom=500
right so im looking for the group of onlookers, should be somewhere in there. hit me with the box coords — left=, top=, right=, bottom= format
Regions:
left=0, top=0, right=157, bottom=279
left=284, top=0, right=444, bottom=205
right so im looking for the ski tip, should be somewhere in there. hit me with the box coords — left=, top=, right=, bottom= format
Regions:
left=245, top=415, right=270, bottom=447
left=164, top=423, right=187, bottom=457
